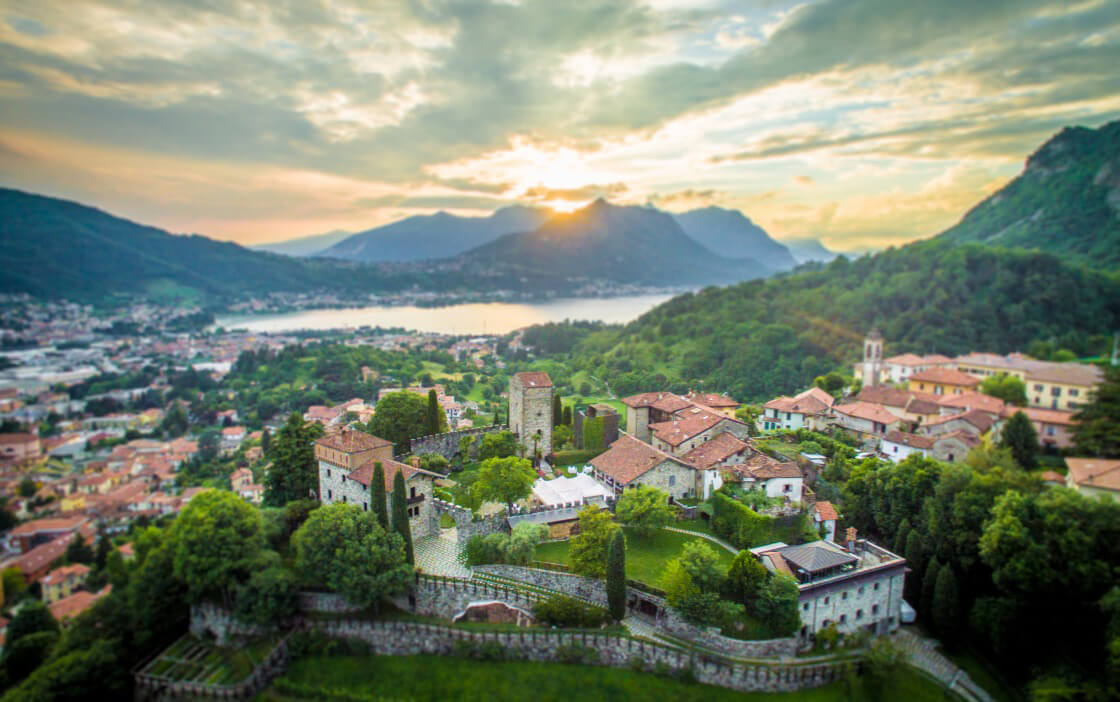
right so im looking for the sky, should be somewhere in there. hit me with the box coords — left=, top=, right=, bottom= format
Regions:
left=1, top=0, right=1118, bottom=251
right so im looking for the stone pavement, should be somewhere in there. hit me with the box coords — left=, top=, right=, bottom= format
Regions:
left=664, top=526, right=738, bottom=554
left=892, top=628, right=993, bottom=702
left=413, top=528, right=471, bottom=579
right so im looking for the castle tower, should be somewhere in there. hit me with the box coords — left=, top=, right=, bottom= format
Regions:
left=509, top=372, right=553, bottom=458
left=862, top=329, right=884, bottom=387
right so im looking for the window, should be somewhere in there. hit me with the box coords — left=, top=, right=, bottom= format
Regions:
left=1034, top=384, right=1044, bottom=391
left=842, top=592, right=848, bottom=600
left=327, top=489, right=333, bottom=499
left=363, top=502, right=368, bottom=511
left=839, top=614, right=847, bottom=624
left=784, top=483, right=791, bottom=492
left=872, top=604, right=879, bottom=615
left=823, top=597, right=830, bottom=605
left=1070, top=389, right=1079, bottom=397
left=410, top=486, right=417, bottom=498
left=669, top=475, right=675, bottom=487
left=858, top=586, right=865, bottom=595
left=802, top=603, right=809, bottom=611
left=327, top=469, right=331, bottom=477
left=893, top=445, right=898, bottom=453
left=873, top=583, right=880, bottom=591
left=856, top=609, right=863, bottom=620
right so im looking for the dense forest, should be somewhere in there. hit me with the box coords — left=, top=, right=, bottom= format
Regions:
left=558, top=241, right=1120, bottom=402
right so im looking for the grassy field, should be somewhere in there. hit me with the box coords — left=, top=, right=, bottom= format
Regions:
left=422, top=360, right=464, bottom=382
left=534, top=527, right=734, bottom=587
left=257, top=654, right=956, bottom=702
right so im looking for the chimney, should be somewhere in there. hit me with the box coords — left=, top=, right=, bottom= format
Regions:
left=410, top=456, right=420, bottom=468
left=845, top=527, right=857, bottom=550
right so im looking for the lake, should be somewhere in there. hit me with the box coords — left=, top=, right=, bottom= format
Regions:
left=214, top=293, right=677, bottom=335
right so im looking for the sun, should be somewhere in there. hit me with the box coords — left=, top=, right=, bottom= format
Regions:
left=538, top=199, right=587, bottom=213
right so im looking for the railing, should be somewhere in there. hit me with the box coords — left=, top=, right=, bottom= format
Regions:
left=407, top=494, right=425, bottom=505
left=529, top=560, right=570, bottom=573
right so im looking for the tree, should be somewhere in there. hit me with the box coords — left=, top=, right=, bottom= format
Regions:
left=615, top=485, right=675, bottom=538
left=979, top=373, right=1028, bottom=406
left=726, top=550, right=769, bottom=605
left=920, top=557, right=940, bottom=625
left=552, top=395, right=563, bottom=427
left=757, top=574, right=802, bottom=636
left=933, top=566, right=961, bottom=645
left=864, top=637, right=908, bottom=701
left=1000, top=411, right=1040, bottom=469
left=473, top=456, right=535, bottom=514
left=1072, top=365, right=1120, bottom=457
left=892, top=518, right=911, bottom=559
left=458, top=434, right=477, bottom=462
left=65, top=536, right=94, bottom=565
left=903, top=530, right=926, bottom=606
left=292, top=503, right=411, bottom=610
left=579, top=381, right=592, bottom=396
left=18, top=477, right=36, bottom=498
left=93, top=526, right=111, bottom=573
left=369, top=391, right=443, bottom=454
left=160, top=402, right=189, bottom=437
left=553, top=424, right=572, bottom=449
left=562, top=405, right=573, bottom=426
left=569, top=505, right=620, bottom=577
left=391, top=471, right=414, bottom=565
left=3, top=567, right=27, bottom=601
left=662, top=558, right=698, bottom=607
left=582, top=416, right=605, bottom=450
left=198, top=428, right=220, bottom=462
left=4, top=630, right=58, bottom=683
left=264, top=412, right=324, bottom=506
left=678, top=541, right=724, bottom=594
left=234, top=566, right=298, bottom=626
left=478, top=430, right=516, bottom=460
left=418, top=453, right=449, bottom=473
left=169, top=490, right=264, bottom=608
left=128, top=536, right=188, bottom=653
left=371, top=462, right=389, bottom=530
left=606, top=529, right=626, bottom=621
left=2, top=640, right=127, bottom=701
left=5, top=600, right=59, bottom=651
left=425, top=389, right=442, bottom=436
left=261, top=427, right=271, bottom=456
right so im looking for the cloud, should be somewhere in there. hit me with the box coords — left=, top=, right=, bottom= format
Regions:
left=523, top=182, right=629, bottom=203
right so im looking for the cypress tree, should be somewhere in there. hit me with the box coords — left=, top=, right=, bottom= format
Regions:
left=261, top=428, right=271, bottom=456
left=391, top=471, right=414, bottom=565
left=606, top=529, right=626, bottom=621
left=562, top=405, right=573, bottom=426
left=920, top=556, right=940, bottom=625
left=903, top=531, right=926, bottom=606
left=426, top=389, right=441, bottom=436
left=892, top=518, right=911, bottom=558
left=552, top=395, right=563, bottom=427
left=372, top=462, right=389, bottom=530
left=933, top=565, right=961, bottom=646
left=1000, top=410, right=1040, bottom=469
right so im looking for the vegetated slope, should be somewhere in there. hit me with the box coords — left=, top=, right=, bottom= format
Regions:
left=567, top=240, right=1120, bottom=402
left=459, top=199, right=768, bottom=287
left=672, top=207, right=797, bottom=271
left=253, top=229, right=354, bottom=257
left=936, top=119, right=1120, bottom=270
left=316, top=205, right=550, bottom=262
left=779, top=238, right=839, bottom=264
left=0, top=188, right=422, bottom=302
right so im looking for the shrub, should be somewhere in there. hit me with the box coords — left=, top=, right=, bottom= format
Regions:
left=554, top=642, right=600, bottom=665
left=710, top=491, right=776, bottom=548
left=532, top=595, right=609, bottom=628
left=452, top=639, right=511, bottom=661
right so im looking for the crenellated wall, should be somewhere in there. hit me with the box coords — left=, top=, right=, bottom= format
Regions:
left=409, top=424, right=509, bottom=461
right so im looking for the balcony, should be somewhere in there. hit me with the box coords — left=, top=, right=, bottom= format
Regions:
left=407, top=493, right=425, bottom=506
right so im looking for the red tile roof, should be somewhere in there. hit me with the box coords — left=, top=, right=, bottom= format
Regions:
left=681, top=431, right=751, bottom=470
left=348, top=457, right=442, bottom=490
left=513, top=372, right=552, bottom=388
left=48, top=587, right=109, bottom=623
left=590, top=434, right=690, bottom=485
left=910, top=368, right=982, bottom=387
left=683, top=392, right=739, bottom=408
left=649, top=411, right=725, bottom=447
left=937, top=392, right=1006, bottom=415
left=923, top=409, right=995, bottom=434
left=316, top=430, right=393, bottom=453
left=814, top=501, right=839, bottom=521
left=6, top=534, right=74, bottom=579
left=883, top=430, right=934, bottom=450
left=739, top=453, right=801, bottom=480
left=1065, top=458, right=1120, bottom=492
left=832, top=402, right=900, bottom=426
left=8, top=517, right=86, bottom=537
left=41, top=563, right=90, bottom=586
left=1000, top=406, right=1077, bottom=426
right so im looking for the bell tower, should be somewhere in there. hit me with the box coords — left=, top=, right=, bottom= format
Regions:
left=862, top=329, right=883, bottom=387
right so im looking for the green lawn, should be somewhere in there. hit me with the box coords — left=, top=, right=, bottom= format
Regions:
left=535, top=527, right=734, bottom=588
left=945, top=645, right=1021, bottom=702
left=258, top=654, right=955, bottom=702
left=422, top=360, right=464, bottom=382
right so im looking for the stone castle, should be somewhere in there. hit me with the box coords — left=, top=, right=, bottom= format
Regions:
left=509, top=371, right=553, bottom=457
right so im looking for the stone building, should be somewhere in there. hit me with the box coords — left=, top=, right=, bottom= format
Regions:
left=509, top=372, right=553, bottom=457
left=315, top=430, right=442, bottom=540
left=589, top=434, right=695, bottom=501
left=859, top=329, right=884, bottom=388
left=754, top=532, right=906, bottom=640
left=573, top=403, right=619, bottom=450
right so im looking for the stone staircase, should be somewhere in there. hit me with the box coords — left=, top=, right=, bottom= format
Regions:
left=892, top=628, right=993, bottom=702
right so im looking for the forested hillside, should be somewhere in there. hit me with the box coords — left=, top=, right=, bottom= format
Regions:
left=563, top=240, right=1120, bottom=402
left=936, top=120, right=1120, bottom=270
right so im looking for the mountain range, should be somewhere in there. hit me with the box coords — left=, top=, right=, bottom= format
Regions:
left=253, top=230, right=354, bottom=257
left=314, top=205, right=551, bottom=262
left=936, top=119, right=1120, bottom=269
left=671, top=207, right=798, bottom=270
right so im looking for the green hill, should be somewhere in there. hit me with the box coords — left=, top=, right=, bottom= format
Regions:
left=936, top=120, right=1120, bottom=270
left=566, top=240, right=1120, bottom=402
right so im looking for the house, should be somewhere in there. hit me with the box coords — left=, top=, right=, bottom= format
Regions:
left=48, top=587, right=110, bottom=626
left=954, top=353, right=1103, bottom=411
left=237, top=483, right=264, bottom=504
left=813, top=501, right=839, bottom=542
left=41, top=563, right=90, bottom=604
left=1000, top=407, right=1077, bottom=450
left=220, top=426, right=246, bottom=451
left=589, top=434, right=696, bottom=501
left=0, top=433, right=40, bottom=464
left=316, top=430, right=442, bottom=539
left=879, top=431, right=934, bottom=462
left=304, top=405, right=342, bottom=426
left=3, top=534, right=75, bottom=583
left=230, top=467, right=253, bottom=491
left=1064, top=458, right=1120, bottom=501
left=936, top=392, right=1005, bottom=418
left=621, top=392, right=697, bottom=443
left=830, top=402, right=901, bottom=439
left=880, top=354, right=955, bottom=384
left=930, top=431, right=980, bottom=463
left=915, top=409, right=995, bottom=438
left=683, top=392, right=740, bottom=418
left=5, top=516, right=87, bottom=553
left=734, top=454, right=803, bottom=502
left=754, top=530, right=906, bottom=640
left=760, top=387, right=835, bottom=432
left=681, top=431, right=752, bottom=499
left=907, top=368, right=981, bottom=396
left=854, top=387, right=942, bottom=426
left=648, top=410, right=749, bottom=457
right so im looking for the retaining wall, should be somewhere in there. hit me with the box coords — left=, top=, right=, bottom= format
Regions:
left=409, top=424, right=509, bottom=461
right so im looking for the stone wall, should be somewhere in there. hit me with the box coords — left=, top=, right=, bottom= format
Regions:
left=659, top=607, right=800, bottom=658
left=510, top=376, right=553, bottom=456
left=409, top=424, right=509, bottom=461
left=299, top=591, right=363, bottom=614
left=308, top=619, right=849, bottom=694
left=190, top=602, right=269, bottom=646
left=410, top=576, right=539, bottom=618
left=473, top=565, right=608, bottom=605
left=430, top=497, right=509, bottom=544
